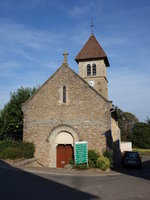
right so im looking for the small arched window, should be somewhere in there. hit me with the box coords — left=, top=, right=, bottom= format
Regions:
left=92, top=63, right=96, bottom=75
left=87, top=64, right=91, bottom=76
left=63, top=86, right=66, bottom=103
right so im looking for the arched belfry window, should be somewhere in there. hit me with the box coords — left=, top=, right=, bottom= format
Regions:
left=92, top=63, right=96, bottom=76
left=63, top=86, right=66, bottom=103
left=87, top=64, right=91, bottom=76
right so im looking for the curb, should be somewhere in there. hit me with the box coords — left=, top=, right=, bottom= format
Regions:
left=0, top=165, right=121, bottom=177
left=21, top=167, right=121, bottom=177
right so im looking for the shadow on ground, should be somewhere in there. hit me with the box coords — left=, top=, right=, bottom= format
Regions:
left=113, top=156, right=150, bottom=181
left=0, top=160, right=98, bottom=200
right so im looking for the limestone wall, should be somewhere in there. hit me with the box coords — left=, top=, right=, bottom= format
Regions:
left=22, top=65, right=111, bottom=167
left=78, top=60, right=108, bottom=99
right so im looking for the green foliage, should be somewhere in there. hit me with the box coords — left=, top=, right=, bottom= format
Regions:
left=96, top=156, right=110, bottom=171
left=0, top=147, right=22, bottom=160
left=69, top=159, right=88, bottom=170
left=117, top=108, right=139, bottom=141
left=69, top=159, right=75, bottom=166
left=19, top=142, right=35, bottom=159
left=129, top=122, right=150, bottom=149
left=0, top=86, right=38, bottom=141
left=75, top=163, right=88, bottom=170
left=0, top=140, right=35, bottom=160
left=88, top=150, right=100, bottom=168
left=69, top=150, right=112, bottom=171
left=133, top=148, right=150, bottom=156
left=103, top=149, right=113, bottom=168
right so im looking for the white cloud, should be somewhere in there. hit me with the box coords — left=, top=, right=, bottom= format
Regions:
left=0, top=19, right=59, bottom=50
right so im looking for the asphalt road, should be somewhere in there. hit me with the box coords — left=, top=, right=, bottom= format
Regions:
left=0, top=156, right=150, bottom=200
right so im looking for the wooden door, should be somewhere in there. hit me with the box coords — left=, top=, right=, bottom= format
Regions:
left=57, top=145, right=73, bottom=168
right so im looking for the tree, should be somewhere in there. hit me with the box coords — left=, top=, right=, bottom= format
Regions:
left=129, top=122, right=150, bottom=149
left=117, top=108, right=139, bottom=141
left=146, top=117, right=150, bottom=125
left=0, top=86, right=37, bottom=140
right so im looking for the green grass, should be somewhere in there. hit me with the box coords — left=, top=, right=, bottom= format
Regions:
left=133, top=148, right=150, bottom=156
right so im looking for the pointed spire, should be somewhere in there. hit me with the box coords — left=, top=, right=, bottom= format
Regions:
left=75, top=34, right=110, bottom=66
left=63, top=51, right=68, bottom=64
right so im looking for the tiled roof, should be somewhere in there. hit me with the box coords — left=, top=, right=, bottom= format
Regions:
left=75, top=34, right=109, bottom=66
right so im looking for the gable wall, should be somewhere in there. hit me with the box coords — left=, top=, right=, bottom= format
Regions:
left=23, top=65, right=111, bottom=166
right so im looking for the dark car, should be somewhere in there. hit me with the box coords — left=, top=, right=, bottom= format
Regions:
left=122, top=151, right=142, bottom=169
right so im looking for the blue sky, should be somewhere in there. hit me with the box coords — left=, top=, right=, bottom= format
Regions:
left=0, top=0, right=150, bottom=122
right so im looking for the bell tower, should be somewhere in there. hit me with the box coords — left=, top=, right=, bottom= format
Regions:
left=75, top=34, right=110, bottom=99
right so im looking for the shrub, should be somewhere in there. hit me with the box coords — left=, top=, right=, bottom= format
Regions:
left=88, top=150, right=100, bottom=168
left=75, top=163, right=88, bottom=170
left=103, top=149, right=113, bottom=168
left=20, top=142, right=35, bottom=159
left=0, top=140, right=35, bottom=160
left=96, top=156, right=110, bottom=171
left=1, top=147, right=22, bottom=160
left=69, top=159, right=75, bottom=166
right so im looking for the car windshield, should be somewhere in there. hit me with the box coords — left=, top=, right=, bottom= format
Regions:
left=126, top=152, right=139, bottom=158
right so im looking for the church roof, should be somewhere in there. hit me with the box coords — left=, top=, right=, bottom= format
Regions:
left=75, top=34, right=110, bottom=66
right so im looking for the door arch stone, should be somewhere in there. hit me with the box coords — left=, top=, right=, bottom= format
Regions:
left=47, top=125, right=79, bottom=167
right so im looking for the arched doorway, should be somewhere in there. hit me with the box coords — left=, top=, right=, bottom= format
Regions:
left=56, top=132, right=74, bottom=168
left=47, top=125, right=79, bottom=168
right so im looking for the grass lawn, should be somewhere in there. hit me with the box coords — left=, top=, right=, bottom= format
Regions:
left=133, top=148, right=150, bottom=156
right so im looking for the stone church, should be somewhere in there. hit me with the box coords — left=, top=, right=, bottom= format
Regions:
left=22, top=34, right=120, bottom=168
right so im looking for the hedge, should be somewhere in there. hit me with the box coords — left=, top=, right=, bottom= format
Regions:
left=0, top=140, right=35, bottom=160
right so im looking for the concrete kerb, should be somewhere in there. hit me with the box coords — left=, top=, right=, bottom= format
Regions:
left=19, top=167, right=121, bottom=177
left=0, top=161, right=121, bottom=177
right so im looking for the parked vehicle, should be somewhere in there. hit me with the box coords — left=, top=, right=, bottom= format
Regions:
left=122, top=151, right=142, bottom=168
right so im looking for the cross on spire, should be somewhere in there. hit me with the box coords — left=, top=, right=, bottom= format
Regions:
left=90, top=17, right=94, bottom=35
left=63, top=51, right=68, bottom=64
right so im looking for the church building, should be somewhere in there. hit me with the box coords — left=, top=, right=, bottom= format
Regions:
left=22, top=33, right=120, bottom=168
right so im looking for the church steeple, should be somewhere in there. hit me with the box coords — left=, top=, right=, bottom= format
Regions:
left=75, top=34, right=109, bottom=67
left=75, top=34, right=109, bottom=99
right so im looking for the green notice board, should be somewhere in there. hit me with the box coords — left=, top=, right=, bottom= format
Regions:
left=75, top=141, right=88, bottom=164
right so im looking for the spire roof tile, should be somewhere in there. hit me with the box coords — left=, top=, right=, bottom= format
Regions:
left=75, top=34, right=109, bottom=66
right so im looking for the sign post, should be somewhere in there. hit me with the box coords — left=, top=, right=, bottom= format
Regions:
left=75, top=141, right=88, bottom=166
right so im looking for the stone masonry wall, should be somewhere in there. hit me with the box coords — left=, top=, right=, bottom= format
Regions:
left=22, top=64, right=111, bottom=167
left=78, top=60, right=108, bottom=99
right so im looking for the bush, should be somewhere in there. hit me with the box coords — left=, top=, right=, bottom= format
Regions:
left=103, top=149, right=113, bottom=168
left=96, top=156, right=110, bottom=171
left=75, top=163, right=88, bottom=170
left=0, top=147, right=22, bottom=160
left=88, top=150, right=100, bottom=168
left=20, top=142, right=35, bottom=159
left=0, top=140, right=35, bottom=160
left=69, top=159, right=75, bottom=166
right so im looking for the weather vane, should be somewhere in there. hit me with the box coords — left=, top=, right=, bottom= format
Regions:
left=90, top=17, right=94, bottom=35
